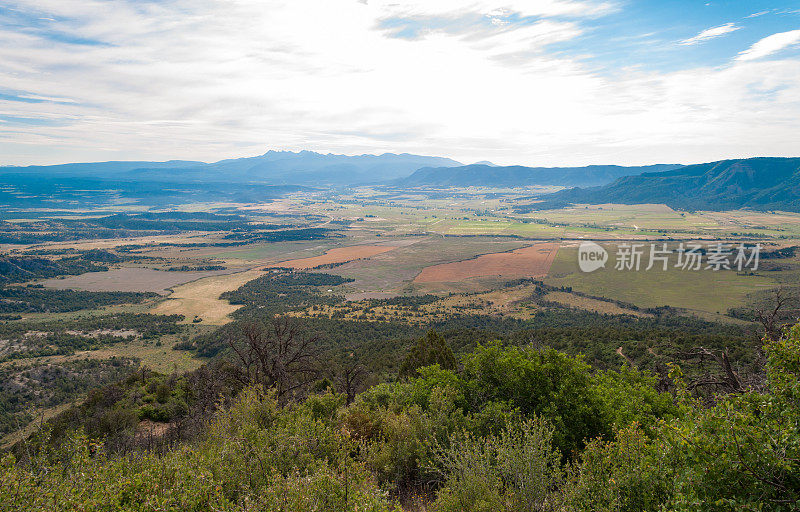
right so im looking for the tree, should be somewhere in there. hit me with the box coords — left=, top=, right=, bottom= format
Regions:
left=461, top=342, right=605, bottom=456
left=677, top=346, right=745, bottom=395
left=227, top=317, right=321, bottom=401
left=334, top=353, right=368, bottom=405
left=399, top=330, right=457, bottom=378
left=756, top=287, right=800, bottom=342
left=681, top=287, right=800, bottom=396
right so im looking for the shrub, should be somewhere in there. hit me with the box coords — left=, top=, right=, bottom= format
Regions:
left=431, top=417, right=565, bottom=512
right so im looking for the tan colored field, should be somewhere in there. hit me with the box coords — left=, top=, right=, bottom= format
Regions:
left=150, top=269, right=265, bottom=324
left=41, top=267, right=240, bottom=294
left=414, top=243, right=559, bottom=283
left=18, top=232, right=223, bottom=252
left=543, top=291, right=651, bottom=317
left=268, top=244, right=398, bottom=269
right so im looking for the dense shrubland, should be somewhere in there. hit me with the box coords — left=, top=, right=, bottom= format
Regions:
left=217, top=270, right=353, bottom=318
left=0, top=256, right=109, bottom=284
left=0, top=286, right=159, bottom=313
left=0, top=313, right=184, bottom=361
left=2, top=319, right=798, bottom=511
left=186, top=304, right=757, bottom=391
left=0, top=358, right=137, bottom=436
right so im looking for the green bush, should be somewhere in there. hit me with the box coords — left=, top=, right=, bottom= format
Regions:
left=431, top=417, right=565, bottom=512
left=4, top=324, right=800, bottom=511
left=0, top=386, right=396, bottom=511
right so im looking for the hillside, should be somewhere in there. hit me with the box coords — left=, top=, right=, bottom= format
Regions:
left=5, top=319, right=800, bottom=510
left=0, top=150, right=462, bottom=186
left=538, top=157, right=800, bottom=211
left=396, top=163, right=682, bottom=188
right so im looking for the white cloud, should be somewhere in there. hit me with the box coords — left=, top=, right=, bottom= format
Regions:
left=679, top=23, right=740, bottom=45
left=0, top=0, right=799, bottom=167
left=737, top=29, right=800, bottom=61
left=366, top=0, right=616, bottom=19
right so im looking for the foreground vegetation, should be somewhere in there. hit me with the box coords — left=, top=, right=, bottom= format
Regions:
left=1, top=319, right=797, bottom=511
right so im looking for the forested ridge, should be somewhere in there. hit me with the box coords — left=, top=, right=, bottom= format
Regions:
left=535, top=157, right=800, bottom=212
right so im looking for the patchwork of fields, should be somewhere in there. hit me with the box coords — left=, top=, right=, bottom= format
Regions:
left=14, top=193, right=800, bottom=320
left=3, top=187, right=800, bottom=447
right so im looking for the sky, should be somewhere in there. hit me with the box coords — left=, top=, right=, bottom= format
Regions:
left=1, top=0, right=799, bottom=167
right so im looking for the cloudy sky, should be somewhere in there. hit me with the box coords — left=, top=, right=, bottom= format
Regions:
left=1, top=0, right=799, bottom=166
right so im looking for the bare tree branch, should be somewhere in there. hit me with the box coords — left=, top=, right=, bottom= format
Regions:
left=334, top=354, right=368, bottom=405
left=226, top=317, right=321, bottom=401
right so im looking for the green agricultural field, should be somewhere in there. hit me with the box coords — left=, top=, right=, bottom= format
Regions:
left=201, top=240, right=345, bottom=262
left=545, top=245, right=785, bottom=315
left=522, top=204, right=710, bottom=230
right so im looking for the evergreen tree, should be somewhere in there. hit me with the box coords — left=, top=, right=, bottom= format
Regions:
left=399, top=330, right=457, bottom=378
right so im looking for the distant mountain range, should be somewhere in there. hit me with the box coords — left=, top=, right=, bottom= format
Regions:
left=396, top=164, right=682, bottom=188
left=0, top=151, right=462, bottom=186
left=5, top=152, right=800, bottom=212
left=535, top=157, right=800, bottom=212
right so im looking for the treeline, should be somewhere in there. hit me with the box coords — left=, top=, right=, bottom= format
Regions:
left=84, top=212, right=280, bottom=232
left=0, top=256, right=108, bottom=284
left=0, top=220, right=131, bottom=244
left=17, top=248, right=146, bottom=263
left=222, top=227, right=338, bottom=242
left=516, top=278, right=678, bottom=316
left=166, top=265, right=227, bottom=272
left=0, top=212, right=328, bottom=244
left=0, top=286, right=159, bottom=313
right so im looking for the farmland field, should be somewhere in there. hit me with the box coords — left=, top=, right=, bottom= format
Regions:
left=414, top=243, right=559, bottom=283
left=150, top=269, right=266, bottom=324
left=40, top=267, right=242, bottom=294
left=268, top=244, right=399, bottom=269
left=327, top=236, right=532, bottom=298
left=544, top=244, right=786, bottom=315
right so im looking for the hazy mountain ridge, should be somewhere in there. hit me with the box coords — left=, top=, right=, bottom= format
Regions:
left=396, top=163, right=683, bottom=188
left=0, top=160, right=205, bottom=175
left=0, top=150, right=462, bottom=185
left=539, top=157, right=800, bottom=211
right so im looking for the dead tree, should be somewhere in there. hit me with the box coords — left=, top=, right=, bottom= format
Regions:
left=680, top=287, right=800, bottom=397
left=334, top=355, right=368, bottom=405
left=227, top=317, right=321, bottom=401
left=678, top=346, right=744, bottom=395
left=755, top=287, right=798, bottom=342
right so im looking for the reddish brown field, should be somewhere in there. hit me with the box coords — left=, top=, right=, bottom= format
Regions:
left=414, top=243, right=559, bottom=283
left=268, top=245, right=397, bottom=269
